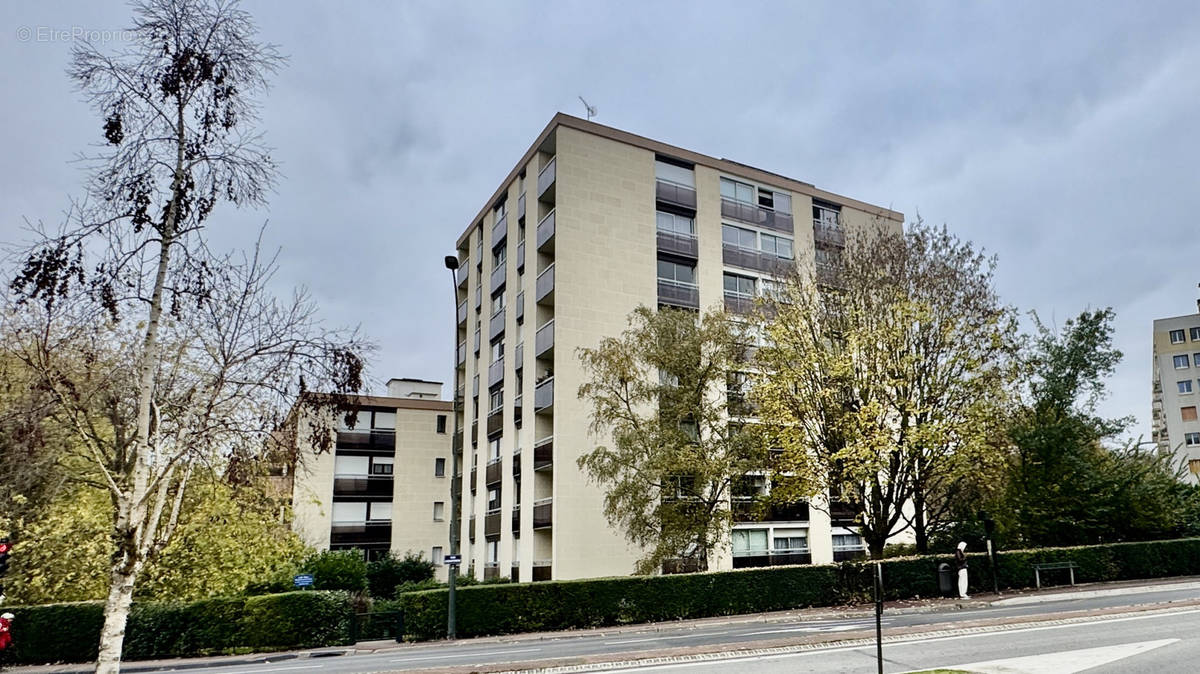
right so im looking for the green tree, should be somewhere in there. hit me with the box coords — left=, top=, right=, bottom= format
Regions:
left=302, top=549, right=368, bottom=592
left=577, top=306, right=766, bottom=573
left=366, top=551, right=435, bottom=599
left=755, top=221, right=1018, bottom=557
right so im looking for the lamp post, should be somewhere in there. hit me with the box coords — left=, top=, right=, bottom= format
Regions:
left=443, top=254, right=461, bottom=640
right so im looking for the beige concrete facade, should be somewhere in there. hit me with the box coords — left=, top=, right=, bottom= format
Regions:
left=453, top=114, right=904, bottom=582
left=1152, top=309, right=1200, bottom=481
left=288, top=386, right=454, bottom=579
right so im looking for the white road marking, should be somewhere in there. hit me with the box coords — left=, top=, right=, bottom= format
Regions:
left=604, top=631, right=730, bottom=645
left=224, top=666, right=325, bottom=674
left=933, top=638, right=1179, bottom=674
left=389, top=646, right=541, bottom=662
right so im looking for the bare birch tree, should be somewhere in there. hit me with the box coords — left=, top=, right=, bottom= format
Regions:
left=5, top=1, right=367, bottom=671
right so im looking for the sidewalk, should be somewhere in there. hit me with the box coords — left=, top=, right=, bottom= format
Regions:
left=11, top=574, right=1200, bottom=673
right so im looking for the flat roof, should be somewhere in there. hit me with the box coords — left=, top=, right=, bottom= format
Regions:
left=456, top=113, right=904, bottom=247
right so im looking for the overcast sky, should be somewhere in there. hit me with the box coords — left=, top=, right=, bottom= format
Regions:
left=3, top=1, right=1199, bottom=441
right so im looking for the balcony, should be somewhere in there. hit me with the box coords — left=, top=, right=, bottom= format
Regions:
left=536, top=210, right=556, bottom=252
left=515, top=291, right=525, bottom=323
left=456, top=341, right=466, bottom=366
left=468, top=515, right=475, bottom=541
left=457, top=259, right=469, bottom=288
left=513, top=394, right=523, bottom=427
left=455, top=384, right=465, bottom=405
left=532, top=560, right=551, bottom=582
left=732, top=550, right=813, bottom=569
left=816, top=263, right=845, bottom=289
left=489, top=307, right=506, bottom=340
left=658, top=279, right=699, bottom=309
left=534, top=377, right=554, bottom=412
left=655, top=179, right=697, bottom=210
left=491, top=267, right=507, bottom=299
left=732, top=498, right=810, bottom=522
left=488, top=357, right=505, bottom=388
left=833, top=547, right=867, bottom=562
left=330, top=521, right=391, bottom=547
left=533, top=498, right=553, bottom=529
left=485, top=509, right=502, bottom=536
left=483, top=562, right=499, bottom=580
left=474, top=285, right=482, bottom=311
left=474, top=328, right=481, bottom=354
left=535, top=320, right=555, bottom=360
left=487, top=407, right=504, bottom=436
left=829, top=500, right=859, bottom=527
left=517, top=241, right=525, bottom=272
left=512, top=507, right=521, bottom=535
left=517, top=192, right=526, bottom=221
left=537, top=157, right=556, bottom=201
left=472, top=374, right=480, bottom=397
left=333, top=475, right=394, bottom=497
left=336, top=429, right=395, bottom=451
left=534, top=437, right=553, bottom=470
left=470, top=420, right=478, bottom=445
left=724, top=291, right=755, bottom=315
left=470, top=466, right=477, bottom=490
left=656, top=230, right=698, bottom=259
left=492, top=213, right=507, bottom=249
left=457, top=300, right=467, bottom=326
left=813, top=223, right=846, bottom=249
left=536, top=264, right=555, bottom=305
left=514, top=341, right=524, bottom=371
left=721, top=198, right=794, bottom=233
left=722, top=244, right=791, bottom=275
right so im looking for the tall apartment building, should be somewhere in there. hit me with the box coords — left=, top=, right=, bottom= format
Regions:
left=1152, top=304, right=1200, bottom=481
left=452, top=114, right=904, bottom=582
left=289, top=378, right=454, bottom=578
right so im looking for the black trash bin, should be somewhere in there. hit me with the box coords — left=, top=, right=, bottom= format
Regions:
left=937, top=562, right=954, bottom=597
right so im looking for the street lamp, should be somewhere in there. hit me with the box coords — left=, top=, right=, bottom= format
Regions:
left=443, top=254, right=461, bottom=640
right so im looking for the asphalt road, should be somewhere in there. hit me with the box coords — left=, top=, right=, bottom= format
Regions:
left=25, top=583, right=1200, bottom=674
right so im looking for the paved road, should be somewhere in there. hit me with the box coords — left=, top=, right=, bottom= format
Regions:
left=24, top=583, right=1200, bottom=673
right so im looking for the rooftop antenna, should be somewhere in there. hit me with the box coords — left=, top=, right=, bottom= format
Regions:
left=578, top=96, right=597, bottom=121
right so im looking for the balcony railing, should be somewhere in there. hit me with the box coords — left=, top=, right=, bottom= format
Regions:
left=489, top=307, right=506, bottom=340
left=488, top=357, right=504, bottom=388
left=474, top=328, right=481, bottom=354
left=457, top=300, right=467, bottom=325
left=330, top=521, right=391, bottom=546
left=534, top=436, right=553, bottom=470
left=655, top=179, right=697, bottom=210
left=816, top=263, right=845, bottom=289
left=532, top=560, right=551, bottom=582
left=512, top=507, right=521, bottom=534
left=513, top=394, right=523, bottom=426
left=472, top=374, right=480, bottom=397
left=333, top=474, right=394, bottom=497
left=474, top=285, right=482, bottom=311
left=813, top=223, right=846, bottom=248
left=456, top=341, right=466, bottom=366
left=517, top=192, right=526, bottom=221
left=492, top=213, right=507, bottom=248
left=533, top=498, right=553, bottom=528
left=731, top=549, right=813, bottom=568
left=724, top=291, right=755, bottom=315
left=490, top=264, right=506, bottom=295
left=656, top=230, right=698, bottom=259
left=721, top=198, right=794, bottom=233
left=537, top=156, right=556, bottom=201
left=514, top=341, right=524, bottom=371
left=468, top=515, right=475, bottom=541
left=483, top=563, right=499, bottom=580
left=536, top=210, right=556, bottom=252
left=722, top=244, right=791, bottom=275
left=487, top=407, right=504, bottom=436
left=517, top=240, right=525, bottom=272
left=457, top=259, right=469, bottom=288
left=732, top=498, right=810, bottom=522
left=536, top=264, right=555, bottom=305
left=833, top=547, right=867, bottom=562
left=534, top=377, right=554, bottom=412
left=535, top=319, right=555, bottom=359
left=335, top=429, right=395, bottom=450
left=515, top=290, right=525, bottom=323
left=657, top=279, right=699, bottom=309
left=484, top=510, right=501, bottom=537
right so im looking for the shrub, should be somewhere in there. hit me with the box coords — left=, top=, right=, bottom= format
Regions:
left=367, top=551, right=435, bottom=599
left=302, top=550, right=368, bottom=592
left=5, top=601, right=105, bottom=664
left=240, top=591, right=354, bottom=649
left=395, top=578, right=442, bottom=595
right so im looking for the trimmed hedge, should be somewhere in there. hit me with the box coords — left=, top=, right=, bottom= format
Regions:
left=4, top=591, right=354, bottom=665
left=396, top=537, right=1200, bottom=640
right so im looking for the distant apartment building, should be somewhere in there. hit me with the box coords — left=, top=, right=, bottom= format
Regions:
left=451, top=113, right=904, bottom=582
left=1152, top=304, right=1200, bottom=480
left=289, top=378, right=453, bottom=578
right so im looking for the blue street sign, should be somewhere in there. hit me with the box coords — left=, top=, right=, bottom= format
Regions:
left=443, top=554, right=462, bottom=565
left=293, top=573, right=315, bottom=588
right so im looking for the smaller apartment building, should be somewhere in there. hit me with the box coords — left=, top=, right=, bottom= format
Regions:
left=1152, top=306, right=1200, bottom=481
left=289, top=378, right=454, bottom=579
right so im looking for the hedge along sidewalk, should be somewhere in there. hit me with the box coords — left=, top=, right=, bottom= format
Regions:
left=1, top=590, right=356, bottom=665
left=394, top=537, right=1200, bottom=641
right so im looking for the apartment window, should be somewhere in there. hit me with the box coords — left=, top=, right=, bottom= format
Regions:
left=1183, top=406, right=1198, bottom=422
left=332, top=501, right=367, bottom=524
left=657, top=259, right=696, bottom=285
left=487, top=540, right=499, bottom=563
left=489, top=389, right=504, bottom=415
left=813, top=202, right=841, bottom=227
left=490, top=339, right=504, bottom=363
left=1175, top=355, right=1190, bottom=369
left=476, top=224, right=483, bottom=247
left=720, top=177, right=755, bottom=205
left=1194, top=353, right=1200, bottom=367
left=724, top=272, right=756, bottom=297
left=1191, top=459, right=1200, bottom=474
left=1187, top=433, right=1200, bottom=447
left=815, top=247, right=842, bottom=265
left=722, top=223, right=757, bottom=250
left=487, top=487, right=501, bottom=512
left=832, top=533, right=864, bottom=551
left=493, top=245, right=507, bottom=268
left=436, top=414, right=447, bottom=433
left=1192, top=327, right=1200, bottom=341
left=370, top=457, right=393, bottom=475
left=773, top=532, right=809, bottom=553
left=655, top=159, right=695, bottom=187
left=492, top=291, right=506, bottom=316
left=367, top=502, right=392, bottom=522
left=518, top=171, right=526, bottom=193
left=1180, top=381, right=1194, bottom=395
left=656, top=211, right=695, bottom=236
left=434, top=457, right=446, bottom=477
left=731, top=529, right=768, bottom=555
left=433, top=501, right=445, bottom=521
left=513, top=477, right=521, bottom=505
left=432, top=546, right=444, bottom=565
left=760, top=233, right=794, bottom=260
left=488, top=436, right=501, bottom=461
left=756, top=189, right=790, bottom=213
left=494, top=200, right=506, bottom=219
left=1171, top=329, right=1186, bottom=344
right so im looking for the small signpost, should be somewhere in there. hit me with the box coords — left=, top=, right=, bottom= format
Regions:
left=444, top=554, right=462, bottom=565
left=293, top=573, right=314, bottom=590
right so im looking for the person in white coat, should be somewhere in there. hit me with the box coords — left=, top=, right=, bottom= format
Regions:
left=954, top=541, right=969, bottom=599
